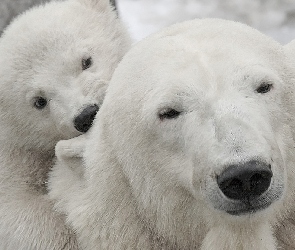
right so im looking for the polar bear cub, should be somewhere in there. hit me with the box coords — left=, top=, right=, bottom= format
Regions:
left=49, top=19, right=295, bottom=249
left=0, top=0, right=130, bottom=249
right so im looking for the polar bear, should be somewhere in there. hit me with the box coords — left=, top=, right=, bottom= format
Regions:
left=0, top=0, right=130, bottom=249
left=49, top=19, right=295, bottom=249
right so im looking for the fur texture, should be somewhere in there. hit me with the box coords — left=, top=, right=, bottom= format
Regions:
left=0, top=0, right=130, bottom=249
left=49, top=19, right=295, bottom=249
left=0, top=0, right=117, bottom=34
left=285, top=39, right=295, bottom=60
left=273, top=38, right=295, bottom=249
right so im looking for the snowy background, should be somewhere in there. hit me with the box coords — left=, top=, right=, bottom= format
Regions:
left=117, top=0, right=295, bottom=44
left=1, top=0, right=295, bottom=44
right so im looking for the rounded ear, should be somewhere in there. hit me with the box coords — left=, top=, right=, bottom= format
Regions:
left=78, top=0, right=111, bottom=11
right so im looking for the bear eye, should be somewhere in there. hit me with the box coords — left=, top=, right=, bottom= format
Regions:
left=256, top=83, right=273, bottom=94
left=34, top=97, right=47, bottom=109
left=82, top=57, right=93, bottom=70
left=159, top=108, right=181, bottom=120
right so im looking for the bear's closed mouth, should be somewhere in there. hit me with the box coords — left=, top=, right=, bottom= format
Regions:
left=226, top=204, right=268, bottom=216
left=225, top=197, right=272, bottom=216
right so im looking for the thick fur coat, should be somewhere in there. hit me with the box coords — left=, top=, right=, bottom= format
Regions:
left=0, top=0, right=130, bottom=249
left=49, top=19, right=295, bottom=249
left=0, top=0, right=117, bottom=34
left=285, top=39, right=295, bottom=59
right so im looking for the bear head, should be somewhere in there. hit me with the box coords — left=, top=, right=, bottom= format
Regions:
left=95, top=19, right=295, bottom=248
left=0, top=0, right=130, bottom=152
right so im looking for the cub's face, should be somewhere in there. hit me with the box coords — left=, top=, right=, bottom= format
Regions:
left=0, top=0, right=130, bottom=150
left=100, top=22, right=292, bottom=225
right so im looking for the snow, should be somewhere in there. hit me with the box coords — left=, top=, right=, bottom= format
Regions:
left=117, top=0, right=295, bottom=44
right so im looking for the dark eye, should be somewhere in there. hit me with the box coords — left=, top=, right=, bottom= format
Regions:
left=82, top=57, right=92, bottom=70
left=256, top=83, right=273, bottom=94
left=159, top=108, right=181, bottom=120
left=34, top=97, right=47, bottom=109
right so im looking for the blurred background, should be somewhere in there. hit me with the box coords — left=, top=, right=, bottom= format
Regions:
left=1, top=0, right=295, bottom=44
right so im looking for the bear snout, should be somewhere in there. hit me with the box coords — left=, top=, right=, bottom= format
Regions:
left=217, top=160, right=272, bottom=201
left=74, top=104, right=99, bottom=133
left=205, top=159, right=284, bottom=216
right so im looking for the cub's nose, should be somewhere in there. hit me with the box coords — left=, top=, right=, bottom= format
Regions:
left=217, top=160, right=273, bottom=200
left=74, top=104, right=99, bottom=133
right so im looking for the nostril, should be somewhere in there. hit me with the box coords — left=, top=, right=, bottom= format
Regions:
left=249, top=171, right=272, bottom=196
left=90, top=113, right=96, bottom=121
left=74, top=104, right=99, bottom=133
left=217, top=160, right=273, bottom=200
left=219, top=178, right=244, bottom=200
left=251, top=173, right=263, bottom=189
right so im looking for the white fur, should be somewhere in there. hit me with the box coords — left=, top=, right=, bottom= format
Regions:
left=49, top=19, right=295, bottom=249
left=285, top=39, right=295, bottom=55
left=0, top=0, right=130, bottom=249
left=285, top=39, right=295, bottom=67
left=274, top=38, right=295, bottom=249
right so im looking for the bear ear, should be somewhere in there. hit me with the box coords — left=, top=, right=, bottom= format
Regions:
left=78, top=0, right=111, bottom=11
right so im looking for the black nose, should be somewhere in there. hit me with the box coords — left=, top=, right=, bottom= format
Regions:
left=217, top=160, right=273, bottom=200
left=74, top=104, right=99, bottom=133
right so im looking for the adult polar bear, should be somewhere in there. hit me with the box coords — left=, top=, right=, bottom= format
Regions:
left=0, top=0, right=130, bottom=249
left=49, top=19, right=295, bottom=249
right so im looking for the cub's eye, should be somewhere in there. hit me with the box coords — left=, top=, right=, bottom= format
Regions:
left=34, top=97, right=47, bottom=110
left=159, top=108, right=181, bottom=120
left=256, top=83, right=273, bottom=94
left=82, top=57, right=93, bottom=70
